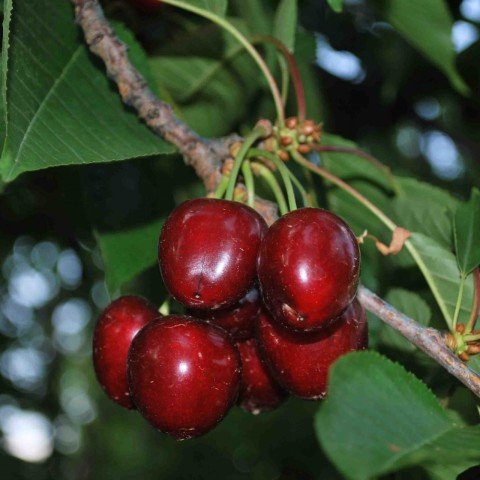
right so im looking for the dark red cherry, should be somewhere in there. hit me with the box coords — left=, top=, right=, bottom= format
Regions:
left=92, top=295, right=158, bottom=409
left=159, top=199, right=267, bottom=310
left=189, top=287, right=260, bottom=341
left=236, top=338, right=286, bottom=414
left=256, top=300, right=368, bottom=399
left=258, top=208, right=360, bottom=331
left=128, top=315, right=241, bottom=440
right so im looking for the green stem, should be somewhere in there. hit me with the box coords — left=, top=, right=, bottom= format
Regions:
left=465, top=269, right=480, bottom=334
left=464, top=333, right=480, bottom=342
left=290, top=149, right=457, bottom=331
left=287, top=169, right=310, bottom=207
left=159, top=297, right=170, bottom=315
left=291, top=149, right=395, bottom=229
left=212, top=174, right=229, bottom=199
left=278, top=56, right=289, bottom=106
left=225, top=128, right=264, bottom=201
left=251, top=162, right=288, bottom=216
left=302, top=168, right=319, bottom=207
left=241, top=161, right=255, bottom=208
left=162, top=0, right=285, bottom=126
left=252, top=35, right=307, bottom=121
left=453, top=273, right=467, bottom=330
left=248, top=148, right=297, bottom=211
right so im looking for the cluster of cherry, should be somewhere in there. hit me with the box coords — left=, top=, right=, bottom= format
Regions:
left=93, top=198, right=367, bottom=440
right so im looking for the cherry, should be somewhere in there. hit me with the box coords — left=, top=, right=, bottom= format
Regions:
left=128, top=315, right=241, bottom=440
left=189, top=287, right=260, bottom=342
left=92, top=295, right=159, bottom=409
left=159, top=198, right=267, bottom=310
left=236, top=338, right=286, bottom=414
left=258, top=208, right=360, bottom=332
left=256, top=300, right=368, bottom=399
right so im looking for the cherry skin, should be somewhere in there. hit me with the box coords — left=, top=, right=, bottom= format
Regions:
left=236, top=338, right=286, bottom=414
left=159, top=198, right=267, bottom=310
left=256, top=300, right=368, bottom=399
left=189, top=287, right=261, bottom=342
left=128, top=315, right=241, bottom=440
left=258, top=208, right=360, bottom=332
left=92, top=295, right=159, bottom=409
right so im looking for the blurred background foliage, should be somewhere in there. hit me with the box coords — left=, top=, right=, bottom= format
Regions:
left=0, top=0, right=480, bottom=478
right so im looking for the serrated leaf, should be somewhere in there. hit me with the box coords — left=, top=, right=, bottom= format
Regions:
left=316, top=351, right=480, bottom=480
left=0, top=0, right=173, bottom=182
left=393, top=177, right=457, bottom=249
left=326, top=0, right=343, bottom=13
left=372, top=0, right=468, bottom=95
left=96, top=218, right=165, bottom=295
left=454, top=188, right=480, bottom=275
left=320, top=133, right=394, bottom=191
left=378, top=289, right=431, bottom=352
left=273, top=0, right=297, bottom=52
left=408, top=232, right=474, bottom=329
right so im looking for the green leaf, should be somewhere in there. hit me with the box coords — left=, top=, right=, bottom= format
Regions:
left=231, top=0, right=273, bottom=34
left=454, top=188, right=480, bottom=275
left=393, top=177, right=457, bottom=249
left=0, top=0, right=12, bottom=150
left=373, top=0, right=469, bottom=95
left=316, top=352, right=480, bottom=480
left=408, top=232, right=474, bottom=329
left=320, top=133, right=394, bottom=191
left=0, top=0, right=173, bottom=182
left=273, top=0, right=298, bottom=51
left=326, top=0, right=343, bottom=13
left=378, top=289, right=431, bottom=352
left=96, top=218, right=165, bottom=295
left=149, top=21, right=257, bottom=137
left=328, top=180, right=392, bottom=239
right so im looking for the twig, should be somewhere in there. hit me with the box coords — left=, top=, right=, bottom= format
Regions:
left=71, top=0, right=235, bottom=192
left=70, top=0, right=480, bottom=398
left=358, top=286, right=480, bottom=398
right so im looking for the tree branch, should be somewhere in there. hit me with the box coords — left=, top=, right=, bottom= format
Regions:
left=70, top=0, right=480, bottom=398
left=358, top=286, right=480, bottom=398
left=71, top=0, right=236, bottom=192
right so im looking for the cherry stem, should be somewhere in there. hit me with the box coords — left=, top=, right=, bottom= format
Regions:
left=251, top=162, right=289, bottom=216
left=464, top=333, right=480, bottom=342
left=241, top=161, right=256, bottom=208
left=159, top=297, right=170, bottom=316
left=452, top=273, right=467, bottom=331
left=248, top=148, right=297, bottom=212
left=212, top=173, right=230, bottom=199
left=302, top=168, right=320, bottom=207
left=225, top=128, right=265, bottom=201
left=466, top=269, right=480, bottom=334
left=290, top=149, right=396, bottom=229
left=162, top=0, right=286, bottom=127
left=253, top=35, right=307, bottom=122
left=287, top=169, right=311, bottom=207
left=291, top=149, right=463, bottom=332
